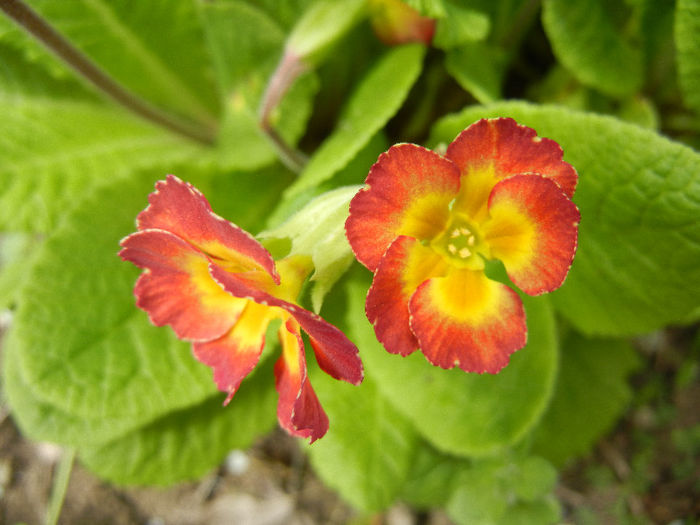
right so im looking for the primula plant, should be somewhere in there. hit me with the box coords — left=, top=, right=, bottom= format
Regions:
left=1, top=0, right=699, bottom=523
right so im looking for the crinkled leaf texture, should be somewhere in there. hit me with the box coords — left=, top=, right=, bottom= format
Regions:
left=676, top=0, right=700, bottom=113
left=0, top=47, right=203, bottom=233
left=304, top=274, right=421, bottom=512
left=306, top=366, right=420, bottom=511
left=341, top=268, right=558, bottom=457
left=431, top=102, right=700, bottom=336
left=78, top=360, right=277, bottom=486
left=542, top=0, right=643, bottom=97
left=531, top=333, right=640, bottom=466
left=3, top=174, right=278, bottom=484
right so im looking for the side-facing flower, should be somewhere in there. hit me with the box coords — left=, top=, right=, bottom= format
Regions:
left=120, top=175, right=363, bottom=442
left=346, top=118, right=580, bottom=373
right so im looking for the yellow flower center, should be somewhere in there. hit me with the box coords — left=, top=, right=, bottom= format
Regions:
left=430, top=215, right=488, bottom=270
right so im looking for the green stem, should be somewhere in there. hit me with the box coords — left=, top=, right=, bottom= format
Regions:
left=45, top=447, right=75, bottom=525
left=0, top=0, right=215, bottom=145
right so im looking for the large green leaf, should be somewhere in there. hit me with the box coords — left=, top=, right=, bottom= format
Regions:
left=676, top=0, right=700, bottom=113
left=431, top=102, right=700, bottom=335
left=79, top=360, right=278, bottom=485
left=3, top=329, right=149, bottom=446
left=199, top=0, right=318, bottom=170
left=530, top=333, right=640, bottom=466
left=281, top=44, right=426, bottom=201
left=11, top=174, right=217, bottom=428
left=10, top=0, right=219, bottom=125
left=0, top=54, right=203, bottom=233
left=343, top=268, right=558, bottom=457
left=306, top=368, right=419, bottom=512
left=445, top=41, right=507, bottom=103
left=542, top=0, right=643, bottom=97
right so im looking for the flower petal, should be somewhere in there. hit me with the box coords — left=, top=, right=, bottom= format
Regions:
left=447, top=118, right=577, bottom=219
left=275, top=318, right=329, bottom=442
left=366, top=235, right=450, bottom=356
left=192, top=301, right=271, bottom=404
left=136, top=175, right=279, bottom=283
left=209, top=264, right=364, bottom=386
left=346, top=144, right=460, bottom=272
left=408, top=269, right=527, bottom=373
left=119, top=229, right=244, bottom=341
left=483, top=174, right=580, bottom=295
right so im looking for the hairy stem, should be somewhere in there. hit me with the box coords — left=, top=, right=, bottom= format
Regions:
left=0, top=0, right=215, bottom=145
left=259, top=49, right=309, bottom=172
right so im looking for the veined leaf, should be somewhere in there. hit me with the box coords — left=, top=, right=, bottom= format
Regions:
left=79, top=360, right=277, bottom=486
left=431, top=102, right=700, bottom=335
left=0, top=92, right=203, bottom=232
left=542, top=0, right=643, bottom=97
left=11, top=174, right=217, bottom=427
left=530, top=332, right=640, bottom=466
left=342, top=268, right=558, bottom=457
left=676, top=0, right=700, bottom=113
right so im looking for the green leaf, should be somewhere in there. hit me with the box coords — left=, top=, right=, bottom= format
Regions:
left=18, top=0, right=218, bottom=125
left=433, top=2, right=490, bottom=49
left=261, top=186, right=361, bottom=312
left=0, top=233, right=38, bottom=309
left=287, top=0, right=367, bottom=64
left=343, top=268, right=558, bottom=457
left=530, top=332, right=640, bottom=466
left=431, top=101, right=700, bottom=335
left=542, top=0, right=643, bottom=96
left=199, top=0, right=318, bottom=170
left=11, top=174, right=217, bottom=429
left=399, top=443, right=461, bottom=508
left=79, top=360, right=278, bottom=485
left=676, top=0, right=700, bottom=112
left=306, top=355, right=419, bottom=512
left=404, top=0, right=447, bottom=17
left=281, top=44, right=426, bottom=201
left=445, top=455, right=560, bottom=525
left=3, top=329, right=146, bottom=446
left=0, top=92, right=202, bottom=233
left=445, top=41, right=507, bottom=103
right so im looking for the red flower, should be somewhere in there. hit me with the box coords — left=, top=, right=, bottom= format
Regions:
left=346, top=118, right=580, bottom=373
left=120, top=176, right=363, bottom=442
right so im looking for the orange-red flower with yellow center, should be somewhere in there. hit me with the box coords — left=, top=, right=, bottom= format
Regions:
left=120, top=176, right=363, bottom=442
left=345, top=118, right=580, bottom=373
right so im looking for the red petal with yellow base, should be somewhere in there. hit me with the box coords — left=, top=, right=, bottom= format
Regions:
left=192, top=300, right=272, bottom=404
left=119, top=229, right=244, bottom=341
left=446, top=118, right=578, bottom=204
left=275, top=319, right=329, bottom=442
left=209, top=265, right=364, bottom=386
left=137, top=175, right=279, bottom=283
left=366, top=235, right=450, bottom=356
left=484, top=174, right=580, bottom=295
left=408, top=269, right=527, bottom=373
left=346, top=144, right=460, bottom=272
